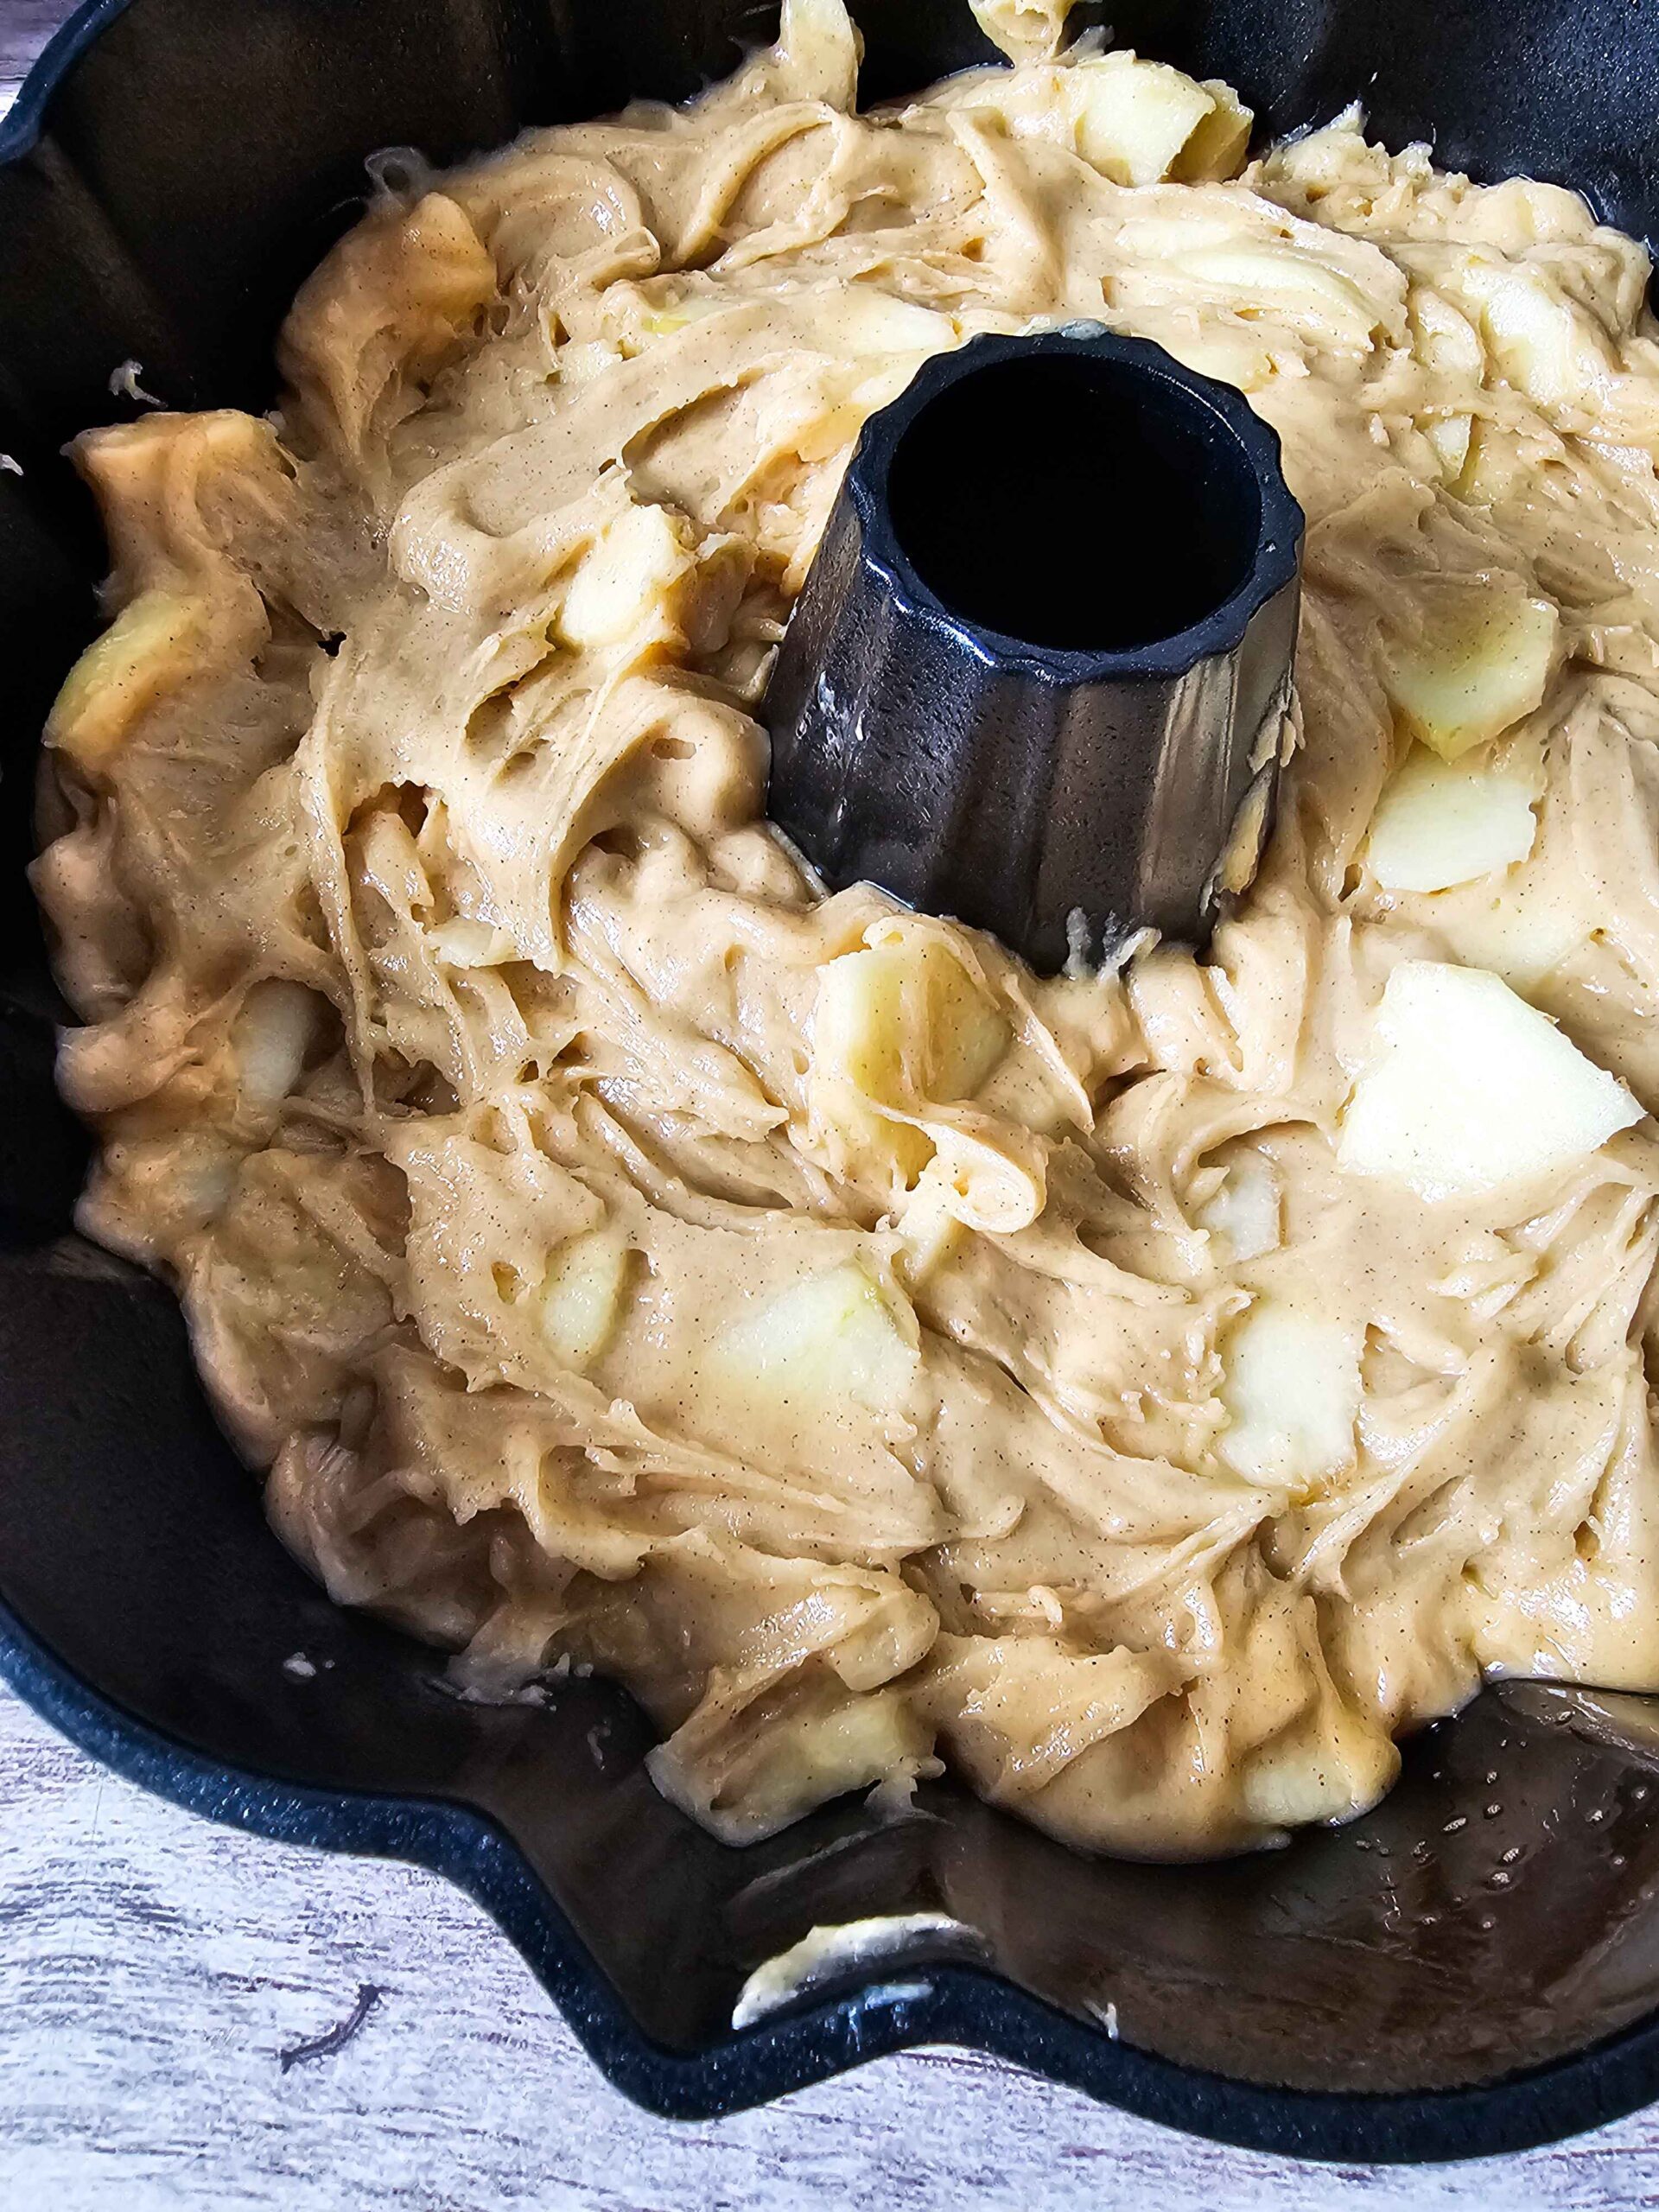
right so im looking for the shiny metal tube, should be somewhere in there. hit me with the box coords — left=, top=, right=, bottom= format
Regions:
left=764, top=326, right=1305, bottom=970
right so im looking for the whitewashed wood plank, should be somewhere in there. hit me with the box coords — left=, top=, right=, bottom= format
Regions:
left=0, top=0, right=67, bottom=113
left=4, top=1682, right=1659, bottom=2210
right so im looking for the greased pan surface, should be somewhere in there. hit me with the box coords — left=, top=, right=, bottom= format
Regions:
left=5, top=0, right=1659, bottom=2160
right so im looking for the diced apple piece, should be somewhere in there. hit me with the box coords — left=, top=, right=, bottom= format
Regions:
left=1408, top=287, right=1484, bottom=384
left=1242, top=1708, right=1396, bottom=1829
left=1422, top=412, right=1473, bottom=484
left=773, top=0, right=862, bottom=109
left=1456, top=417, right=1524, bottom=506
left=712, top=1262, right=918, bottom=1415
left=1170, top=79, right=1253, bottom=183
left=1197, top=1150, right=1281, bottom=1263
left=1242, top=1738, right=1349, bottom=1828
left=557, top=339, right=626, bottom=385
left=1383, top=581, right=1558, bottom=761
left=814, top=938, right=1008, bottom=1107
left=829, top=289, right=957, bottom=359
left=428, top=917, right=517, bottom=968
left=813, top=946, right=931, bottom=1185
left=540, top=1227, right=632, bottom=1369
left=946, top=51, right=1249, bottom=187
left=232, top=981, right=322, bottom=1112
left=1438, top=257, right=1615, bottom=412
left=893, top=1164, right=969, bottom=1287
left=560, top=504, right=747, bottom=657
left=967, top=0, right=1072, bottom=65
left=1337, top=960, right=1641, bottom=1201
left=1365, top=745, right=1538, bottom=893
left=816, top=944, right=909, bottom=1098
left=1218, top=1300, right=1362, bottom=1489
left=1070, top=54, right=1217, bottom=187
left=639, top=307, right=695, bottom=342
left=46, top=588, right=212, bottom=770
left=635, top=296, right=723, bottom=343
left=933, top=963, right=1010, bottom=1100
left=763, top=1689, right=925, bottom=1821
left=653, top=1684, right=928, bottom=1845
left=1170, top=244, right=1382, bottom=346
left=558, top=503, right=693, bottom=650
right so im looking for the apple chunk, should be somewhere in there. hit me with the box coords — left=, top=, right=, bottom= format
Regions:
left=1337, top=960, right=1642, bottom=1201
left=815, top=938, right=1009, bottom=1107
left=1197, top=1149, right=1281, bottom=1263
left=1365, top=745, right=1538, bottom=893
left=1218, top=1300, right=1361, bottom=1489
left=1173, top=79, right=1255, bottom=183
left=892, top=1165, right=966, bottom=1287
left=232, top=981, right=323, bottom=1113
left=1383, top=581, right=1558, bottom=762
left=712, top=1262, right=918, bottom=1416
left=945, top=51, right=1250, bottom=188
left=558, top=504, right=691, bottom=650
left=1070, top=55, right=1229, bottom=187
left=540, top=1228, right=632, bottom=1370
left=47, top=588, right=212, bottom=771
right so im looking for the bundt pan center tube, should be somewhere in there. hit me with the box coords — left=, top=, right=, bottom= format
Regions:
left=9, top=0, right=1659, bottom=2165
left=765, top=327, right=1303, bottom=969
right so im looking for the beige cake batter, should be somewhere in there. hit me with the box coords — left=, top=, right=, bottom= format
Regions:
left=33, top=0, right=1659, bottom=1858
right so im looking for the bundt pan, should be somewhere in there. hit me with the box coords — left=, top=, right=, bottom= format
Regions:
left=5, top=0, right=1659, bottom=2164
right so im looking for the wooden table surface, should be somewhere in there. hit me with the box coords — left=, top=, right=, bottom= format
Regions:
left=8, top=4, right=1659, bottom=2203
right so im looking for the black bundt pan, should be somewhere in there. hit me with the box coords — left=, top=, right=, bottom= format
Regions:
left=5, top=0, right=1659, bottom=2164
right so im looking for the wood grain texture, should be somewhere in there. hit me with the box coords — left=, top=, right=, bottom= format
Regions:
left=0, top=0, right=66, bottom=107
left=9, top=1, right=1659, bottom=2202
left=7, top=1678, right=1659, bottom=2212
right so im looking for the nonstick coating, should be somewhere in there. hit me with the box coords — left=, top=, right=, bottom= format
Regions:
left=763, top=327, right=1304, bottom=967
left=5, top=0, right=1659, bottom=2162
